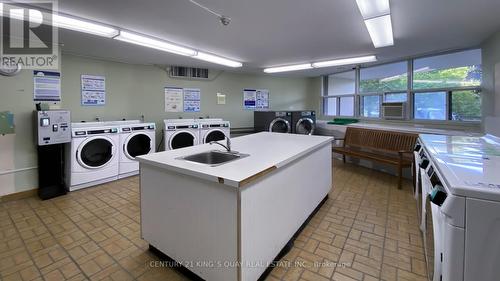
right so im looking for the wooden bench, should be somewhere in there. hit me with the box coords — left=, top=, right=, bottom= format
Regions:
left=333, top=127, right=418, bottom=189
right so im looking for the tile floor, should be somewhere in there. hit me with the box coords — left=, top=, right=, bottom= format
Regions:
left=0, top=161, right=427, bottom=281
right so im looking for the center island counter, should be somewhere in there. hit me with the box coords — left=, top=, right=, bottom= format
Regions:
left=137, top=132, right=334, bottom=281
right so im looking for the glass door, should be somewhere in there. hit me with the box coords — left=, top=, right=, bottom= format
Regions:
left=78, top=137, right=115, bottom=169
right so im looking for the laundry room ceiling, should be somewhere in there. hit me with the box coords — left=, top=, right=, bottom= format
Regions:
left=54, top=0, right=500, bottom=76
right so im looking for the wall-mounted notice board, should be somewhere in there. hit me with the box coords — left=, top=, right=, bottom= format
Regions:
left=243, top=89, right=269, bottom=110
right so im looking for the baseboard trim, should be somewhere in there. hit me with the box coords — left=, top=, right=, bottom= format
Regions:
left=0, top=188, right=37, bottom=203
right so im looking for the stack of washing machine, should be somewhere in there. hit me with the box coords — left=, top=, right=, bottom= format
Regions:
left=65, top=120, right=156, bottom=191
left=163, top=118, right=230, bottom=151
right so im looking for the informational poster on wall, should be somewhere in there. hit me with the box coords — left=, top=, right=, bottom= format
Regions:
left=81, top=75, right=106, bottom=105
left=164, top=87, right=184, bottom=112
left=243, top=88, right=269, bottom=110
left=33, top=71, right=61, bottom=101
left=164, top=87, right=201, bottom=112
left=183, top=88, right=201, bottom=112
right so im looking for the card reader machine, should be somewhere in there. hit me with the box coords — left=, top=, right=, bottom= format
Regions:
left=34, top=110, right=71, bottom=200
left=35, top=110, right=71, bottom=145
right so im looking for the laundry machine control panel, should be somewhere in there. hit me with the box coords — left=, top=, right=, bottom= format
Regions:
left=35, top=110, right=71, bottom=146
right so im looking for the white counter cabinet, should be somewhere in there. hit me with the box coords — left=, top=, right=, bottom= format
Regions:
left=137, top=132, right=333, bottom=281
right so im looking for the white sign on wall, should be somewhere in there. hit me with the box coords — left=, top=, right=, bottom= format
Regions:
left=164, top=87, right=202, bottom=112
left=243, top=88, right=269, bottom=110
left=183, top=88, right=201, bottom=112
left=33, top=71, right=61, bottom=102
left=81, top=75, right=106, bottom=105
left=164, top=87, right=184, bottom=112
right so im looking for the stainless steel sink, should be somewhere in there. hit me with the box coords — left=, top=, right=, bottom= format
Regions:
left=179, top=150, right=249, bottom=166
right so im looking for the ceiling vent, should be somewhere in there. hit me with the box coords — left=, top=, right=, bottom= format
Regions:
left=170, top=66, right=209, bottom=79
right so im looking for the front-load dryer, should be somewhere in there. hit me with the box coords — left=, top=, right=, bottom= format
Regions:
left=65, top=123, right=120, bottom=191
left=197, top=119, right=230, bottom=144
left=291, top=111, right=316, bottom=135
left=164, top=119, right=199, bottom=150
left=118, top=122, right=156, bottom=178
left=254, top=111, right=292, bottom=133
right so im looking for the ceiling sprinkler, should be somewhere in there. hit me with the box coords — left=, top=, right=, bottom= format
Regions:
left=189, top=0, right=231, bottom=26
left=219, top=15, right=231, bottom=26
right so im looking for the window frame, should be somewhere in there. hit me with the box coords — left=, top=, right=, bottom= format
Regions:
left=411, top=87, right=482, bottom=122
left=359, top=93, right=382, bottom=119
left=321, top=48, right=482, bottom=124
left=321, top=71, right=356, bottom=117
left=384, top=92, right=408, bottom=103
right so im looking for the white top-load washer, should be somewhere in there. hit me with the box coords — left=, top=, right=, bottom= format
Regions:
left=118, top=122, right=156, bottom=178
left=164, top=119, right=199, bottom=151
left=65, top=123, right=120, bottom=191
left=415, top=134, right=500, bottom=281
left=197, top=118, right=230, bottom=144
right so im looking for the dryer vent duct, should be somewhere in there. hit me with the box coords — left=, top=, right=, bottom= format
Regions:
left=171, top=66, right=209, bottom=79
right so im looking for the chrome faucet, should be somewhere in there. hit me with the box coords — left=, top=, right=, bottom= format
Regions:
left=210, top=138, right=232, bottom=153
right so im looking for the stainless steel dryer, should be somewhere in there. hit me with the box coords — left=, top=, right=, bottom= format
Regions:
left=253, top=111, right=292, bottom=133
left=291, top=110, right=316, bottom=135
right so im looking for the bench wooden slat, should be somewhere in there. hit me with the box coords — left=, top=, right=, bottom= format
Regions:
left=333, top=127, right=418, bottom=189
left=332, top=147, right=413, bottom=166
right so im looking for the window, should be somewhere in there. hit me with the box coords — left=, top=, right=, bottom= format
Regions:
left=321, top=49, right=482, bottom=122
left=384, top=92, right=407, bottom=102
left=413, top=49, right=482, bottom=90
left=360, top=62, right=408, bottom=93
left=323, top=71, right=355, bottom=116
left=414, top=92, right=447, bottom=120
left=451, top=90, right=481, bottom=121
left=328, top=71, right=355, bottom=95
left=339, top=96, right=355, bottom=116
left=323, top=97, right=337, bottom=116
left=362, top=95, right=380, bottom=118
left=414, top=90, right=482, bottom=121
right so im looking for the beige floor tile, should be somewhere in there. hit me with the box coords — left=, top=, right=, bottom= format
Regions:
left=0, top=161, right=426, bottom=280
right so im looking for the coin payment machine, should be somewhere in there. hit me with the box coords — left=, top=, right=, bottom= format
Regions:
left=34, top=110, right=71, bottom=199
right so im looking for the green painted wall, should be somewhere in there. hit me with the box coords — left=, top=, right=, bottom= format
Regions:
left=0, top=54, right=316, bottom=196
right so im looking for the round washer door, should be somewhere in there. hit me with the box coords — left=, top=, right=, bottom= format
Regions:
left=203, top=129, right=227, bottom=144
left=169, top=131, right=197, bottom=150
left=295, top=118, right=315, bottom=135
left=124, top=133, right=152, bottom=160
left=269, top=118, right=290, bottom=133
left=77, top=136, right=116, bottom=169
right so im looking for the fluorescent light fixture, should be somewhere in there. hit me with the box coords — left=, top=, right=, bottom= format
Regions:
left=312, top=55, right=377, bottom=68
left=2, top=5, right=242, bottom=67
left=194, top=52, right=242, bottom=68
left=364, top=15, right=394, bottom=48
left=263, top=63, right=313, bottom=73
left=53, top=14, right=119, bottom=38
left=114, top=31, right=197, bottom=56
left=355, top=0, right=390, bottom=19
left=2, top=5, right=118, bottom=38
